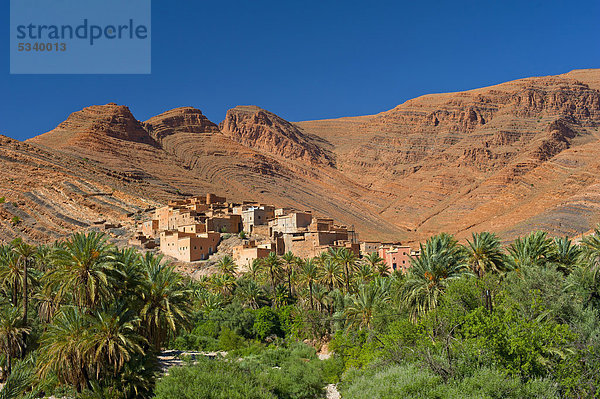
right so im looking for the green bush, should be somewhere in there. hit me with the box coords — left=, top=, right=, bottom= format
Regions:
left=218, top=327, right=246, bottom=350
left=253, top=307, right=282, bottom=340
left=319, top=356, right=345, bottom=384
left=154, top=357, right=275, bottom=399
left=340, top=364, right=558, bottom=399
left=0, top=196, right=5, bottom=203
left=156, top=344, right=327, bottom=399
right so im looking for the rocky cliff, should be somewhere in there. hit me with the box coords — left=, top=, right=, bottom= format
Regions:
left=29, top=103, right=156, bottom=149
left=144, top=107, right=220, bottom=142
left=220, top=106, right=333, bottom=166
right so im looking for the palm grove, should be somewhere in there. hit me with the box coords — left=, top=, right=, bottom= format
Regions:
left=1, top=229, right=600, bottom=398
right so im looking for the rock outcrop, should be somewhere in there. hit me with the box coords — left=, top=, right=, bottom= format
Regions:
left=144, top=107, right=219, bottom=142
left=29, top=103, right=156, bottom=149
left=220, top=106, right=333, bottom=166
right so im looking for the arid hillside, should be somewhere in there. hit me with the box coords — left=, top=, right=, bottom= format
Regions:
left=6, top=68, right=600, bottom=244
left=297, top=69, right=600, bottom=241
left=22, top=104, right=402, bottom=243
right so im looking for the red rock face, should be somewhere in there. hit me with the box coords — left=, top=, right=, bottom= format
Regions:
left=296, top=70, right=600, bottom=241
left=29, top=103, right=156, bottom=149
left=144, top=107, right=219, bottom=142
left=219, top=106, right=334, bottom=166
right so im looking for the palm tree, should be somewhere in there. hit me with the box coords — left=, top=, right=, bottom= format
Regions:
left=552, top=236, right=582, bottom=275
left=581, top=227, right=600, bottom=271
left=0, top=307, right=30, bottom=377
left=273, top=283, right=291, bottom=308
left=281, top=251, right=297, bottom=298
left=247, top=258, right=263, bottom=281
left=194, top=288, right=225, bottom=313
left=235, top=278, right=266, bottom=309
left=311, top=284, right=330, bottom=313
left=299, top=259, right=319, bottom=310
left=37, top=306, right=91, bottom=392
left=0, top=358, right=40, bottom=399
left=217, top=255, right=237, bottom=276
left=46, top=232, right=114, bottom=310
left=13, top=240, right=36, bottom=325
left=507, top=231, right=555, bottom=271
left=318, top=258, right=343, bottom=291
left=331, top=248, right=357, bottom=294
left=261, top=252, right=282, bottom=293
left=401, top=233, right=468, bottom=320
left=110, top=247, right=143, bottom=304
left=209, top=273, right=236, bottom=296
left=34, top=244, right=52, bottom=273
left=465, top=232, right=509, bottom=277
left=0, top=247, right=22, bottom=307
left=85, top=306, right=146, bottom=379
left=354, top=263, right=374, bottom=285
left=138, top=252, right=191, bottom=350
left=35, top=285, right=59, bottom=324
left=363, top=252, right=389, bottom=277
left=345, top=284, right=390, bottom=330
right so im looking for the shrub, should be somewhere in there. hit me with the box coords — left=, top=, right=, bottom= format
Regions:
left=239, top=231, right=247, bottom=239
left=253, top=307, right=282, bottom=340
left=218, top=327, right=246, bottom=350
left=154, top=357, right=275, bottom=399
left=339, top=364, right=558, bottom=399
left=0, top=196, right=5, bottom=204
left=11, top=216, right=21, bottom=225
left=319, top=356, right=345, bottom=384
left=156, top=344, right=327, bottom=399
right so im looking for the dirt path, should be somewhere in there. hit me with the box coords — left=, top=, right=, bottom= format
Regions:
left=326, top=384, right=341, bottom=399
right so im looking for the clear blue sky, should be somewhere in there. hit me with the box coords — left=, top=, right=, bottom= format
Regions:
left=2, top=0, right=599, bottom=141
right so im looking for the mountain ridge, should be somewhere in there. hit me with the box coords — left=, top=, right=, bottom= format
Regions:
left=4, top=68, right=598, bottom=244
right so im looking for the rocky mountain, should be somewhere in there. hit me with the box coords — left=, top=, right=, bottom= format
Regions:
left=4, top=68, right=600, bottom=244
left=144, top=107, right=220, bottom=142
left=296, top=69, right=600, bottom=241
left=29, top=103, right=156, bottom=149
left=220, top=105, right=333, bottom=165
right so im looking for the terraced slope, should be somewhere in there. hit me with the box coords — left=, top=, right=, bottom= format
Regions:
left=0, top=135, right=158, bottom=243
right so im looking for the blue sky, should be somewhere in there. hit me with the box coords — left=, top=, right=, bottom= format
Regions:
left=1, top=0, right=599, bottom=141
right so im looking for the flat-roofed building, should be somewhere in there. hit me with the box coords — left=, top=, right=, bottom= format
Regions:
left=160, top=231, right=221, bottom=262
left=177, top=223, right=207, bottom=234
left=242, top=205, right=275, bottom=233
left=360, top=241, right=382, bottom=256
left=206, top=214, right=242, bottom=234
left=269, top=211, right=313, bottom=236
left=141, top=219, right=160, bottom=238
left=378, top=245, right=412, bottom=273
left=232, top=240, right=273, bottom=267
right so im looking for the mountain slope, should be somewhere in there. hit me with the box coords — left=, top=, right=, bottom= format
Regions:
left=15, top=68, right=600, bottom=244
left=295, top=69, right=600, bottom=241
left=25, top=106, right=403, bottom=242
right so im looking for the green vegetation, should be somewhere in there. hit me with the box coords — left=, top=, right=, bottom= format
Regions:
left=0, top=197, right=5, bottom=204
left=0, top=233, right=190, bottom=398
left=2, top=229, right=600, bottom=397
left=156, top=344, right=326, bottom=399
left=10, top=216, right=20, bottom=226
